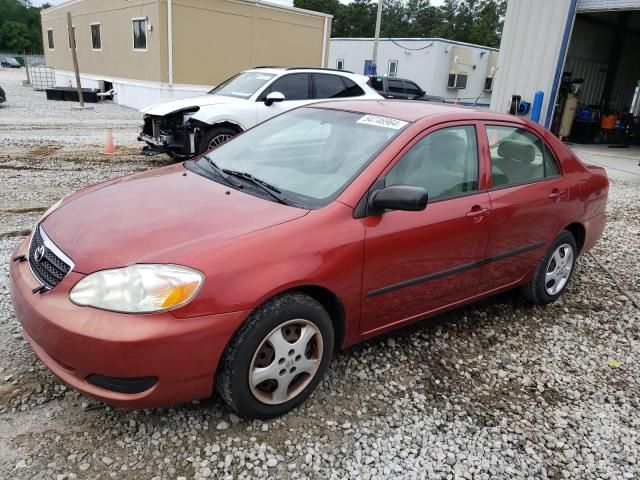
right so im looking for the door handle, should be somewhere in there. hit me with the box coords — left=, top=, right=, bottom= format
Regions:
left=549, top=189, right=567, bottom=200
left=466, top=207, right=491, bottom=219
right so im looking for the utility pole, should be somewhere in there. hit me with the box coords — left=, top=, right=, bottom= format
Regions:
left=372, top=0, right=383, bottom=75
left=67, top=11, right=85, bottom=108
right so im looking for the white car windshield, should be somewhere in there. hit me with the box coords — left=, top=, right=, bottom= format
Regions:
left=197, top=108, right=409, bottom=208
left=209, top=72, right=276, bottom=99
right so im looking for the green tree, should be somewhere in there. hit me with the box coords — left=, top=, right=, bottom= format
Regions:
left=0, top=0, right=45, bottom=53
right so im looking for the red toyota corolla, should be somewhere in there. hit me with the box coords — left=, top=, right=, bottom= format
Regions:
left=10, top=101, right=608, bottom=418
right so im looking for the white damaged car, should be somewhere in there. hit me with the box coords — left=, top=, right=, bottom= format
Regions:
left=138, top=67, right=382, bottom=159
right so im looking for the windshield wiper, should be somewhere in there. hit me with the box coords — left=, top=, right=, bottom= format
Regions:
left=222, top=169, right=291, bottom=205
left=204, top=158, right=243, bottom=188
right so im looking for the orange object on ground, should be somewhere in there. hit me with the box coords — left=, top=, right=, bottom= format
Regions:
left=103, top=129, right=115, bottom=155
left=600, top=114, right=617, bottom=130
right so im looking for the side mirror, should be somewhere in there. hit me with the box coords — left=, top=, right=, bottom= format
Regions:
left=264, top=91, right=285, bottom=106
left=370, top=185, right=428, bottom=213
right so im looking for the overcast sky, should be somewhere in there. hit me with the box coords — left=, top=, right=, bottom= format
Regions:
left=34, top=0, right=446, bottom=9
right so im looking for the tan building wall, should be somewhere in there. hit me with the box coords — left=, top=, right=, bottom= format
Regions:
left=41, top=0, right=167, bottom=83
left=41, top=0, right=331, bottom=88
left=171, top=0, right=331, bottom=86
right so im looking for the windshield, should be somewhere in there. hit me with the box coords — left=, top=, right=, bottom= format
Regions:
left=196, top=108, right=408, bottom=208
left=208, top=72, right=276, bottom=99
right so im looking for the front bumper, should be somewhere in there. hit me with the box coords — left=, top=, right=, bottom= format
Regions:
left=9, top=241, right=249, bottom=409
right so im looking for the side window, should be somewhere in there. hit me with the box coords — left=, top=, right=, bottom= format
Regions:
left=404, top=81, right=422, bottom=96
left=313, top=74, right=350, bottom=99
left=336, top=59, right=344, bottom=70
left=387, top=79, right=404, bottom=94
left=487, top=125, right=560, bottom=187
left=386, top=126, right=479, bottom=201
left=263, top=74, right=310, bottom=101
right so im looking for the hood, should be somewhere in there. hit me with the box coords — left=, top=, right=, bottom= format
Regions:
left=141, top=94, right=248, bottom=116
left=41, top=164, right=308, bottom=273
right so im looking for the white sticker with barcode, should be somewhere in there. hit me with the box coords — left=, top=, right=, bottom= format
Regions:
left=356, top=115, right=408, bottom=130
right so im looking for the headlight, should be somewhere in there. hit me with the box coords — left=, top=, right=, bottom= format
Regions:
left=39, top=198, right=64, bottom=223
left=69, top=264, right=204, bottom=313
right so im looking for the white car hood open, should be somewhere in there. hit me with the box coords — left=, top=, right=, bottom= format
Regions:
left=141, top=94, right=248, bottom=116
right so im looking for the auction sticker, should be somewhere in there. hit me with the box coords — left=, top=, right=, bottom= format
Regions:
left=357, top=115, right=408, bottom=130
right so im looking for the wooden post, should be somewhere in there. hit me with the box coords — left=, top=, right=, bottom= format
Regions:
left=23, top=50, right=31, bottom=85
left=67, top=12, right=84, bottom=107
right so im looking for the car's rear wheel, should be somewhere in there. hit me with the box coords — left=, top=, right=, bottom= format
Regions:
left=521, top=230, right=577, bottom=305
left=197, top=126, right=238, bottom=156
left=216, top=292, right=334, bottom=419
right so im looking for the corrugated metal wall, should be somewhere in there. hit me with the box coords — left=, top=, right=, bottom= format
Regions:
left=490, top=0, right=575, bottom=125
left=564, top=57, right=608, bottom=105
left=577, top=0, right=640, bottom=12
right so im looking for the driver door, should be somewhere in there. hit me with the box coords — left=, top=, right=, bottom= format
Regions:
left=360, top=123, right=492, bottom=336
left=256, top=73, right=312, bottom=124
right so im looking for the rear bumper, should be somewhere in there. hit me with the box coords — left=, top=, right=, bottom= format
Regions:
left=9, top=241, right=249, bottom=409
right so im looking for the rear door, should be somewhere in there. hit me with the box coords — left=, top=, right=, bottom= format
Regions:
left=403, top=80, right=424, bottom=100
left=479, top=123, right=569, bottom=292
left=256, top=73, right=312, bottom=123
left=361, top=122, right=492, bottom=335
left=385, top=78, right=409, bottom=99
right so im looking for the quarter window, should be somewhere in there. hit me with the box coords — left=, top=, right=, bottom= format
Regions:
left=404, top=81, right=422, bottom=96
left=91, top=24, right=101, bottom=50
left=386, top=126, right=479, bottom=201
left=47, top=29, right=54, bottom=49
left=262, top=73, right=310, bottom=101
left=132, top=19, right=147, bottom=50
left=486, top=125, right=560, bottom=187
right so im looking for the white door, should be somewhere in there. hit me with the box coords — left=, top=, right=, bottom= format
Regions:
left=256, top=73, right=313, bottom=124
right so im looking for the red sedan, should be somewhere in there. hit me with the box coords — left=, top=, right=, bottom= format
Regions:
left=9, top=101, right=608, bottom=418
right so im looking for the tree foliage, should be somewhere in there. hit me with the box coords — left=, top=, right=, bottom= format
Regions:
left=293, top=0, right=506, bottom=48
left=0, top=0, right=46, bottom=53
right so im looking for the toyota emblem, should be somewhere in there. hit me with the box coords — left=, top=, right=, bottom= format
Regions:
left=34, top=245, right=46, bottom=263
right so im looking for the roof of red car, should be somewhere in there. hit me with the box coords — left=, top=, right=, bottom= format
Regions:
left=310, top=99, right=484, bottom=122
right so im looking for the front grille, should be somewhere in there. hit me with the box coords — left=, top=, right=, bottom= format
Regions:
left=28, top=227, right=73, bottom=289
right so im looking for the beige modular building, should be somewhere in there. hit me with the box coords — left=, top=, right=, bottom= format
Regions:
left=41, top=0, right=332, bottom=109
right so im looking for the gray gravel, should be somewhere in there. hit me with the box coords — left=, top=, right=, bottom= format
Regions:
left=1, top=69, right=639, bottom=480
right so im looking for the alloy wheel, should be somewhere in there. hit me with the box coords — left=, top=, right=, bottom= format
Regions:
left=249, top=319, right=323, bottom=405
left=208, top=134, right=232, bottom=149
left=545, top=243, right=574, bottom=295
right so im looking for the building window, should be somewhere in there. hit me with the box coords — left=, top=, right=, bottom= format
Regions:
left=47, top=29, right=54, bottom=49
left=336, top=59, right=344, bottom=70
left=387, top=60, right=398, bottom=77
left=90, top=24, right=102, bottom=50
left=132, top=18, right=147, bottom=51
left=447, top=73, right=468, bottom=89
left=68, top=26, right=76, bottom=49
left=484, top=77, right=494, bottom=91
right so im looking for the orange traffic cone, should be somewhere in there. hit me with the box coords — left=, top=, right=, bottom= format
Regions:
left=103, top=129, right=115, bottom=155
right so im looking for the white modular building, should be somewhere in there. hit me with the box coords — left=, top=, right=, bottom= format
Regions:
left=491, top=0, right=640, bottom=136
left=329, top=38, right=499, bottom=106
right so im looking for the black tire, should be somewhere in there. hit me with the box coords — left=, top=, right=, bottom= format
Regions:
left=196, top=126, right=238, bottom=156
left=216, top=292, right=334, bottom=419
left=521, top=230, right=578, bottom=305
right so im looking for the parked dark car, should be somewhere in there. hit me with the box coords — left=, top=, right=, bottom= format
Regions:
left=1, top=57, right=22, bottom=68
left=0, top=85, right=5, bottom=104
left=368, top=75, right=445, bottom=102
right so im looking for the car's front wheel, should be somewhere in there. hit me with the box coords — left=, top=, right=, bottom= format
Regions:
left=521, top=230, right=577, bottom=304
left=197, top=126, right=238, bottom=156
left=216, top=293, right=334, bottom=419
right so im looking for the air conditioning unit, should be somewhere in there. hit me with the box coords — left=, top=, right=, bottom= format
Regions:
left=448, top=46, right=471, bottom=90
left=484, top=51, right=499, bottom=92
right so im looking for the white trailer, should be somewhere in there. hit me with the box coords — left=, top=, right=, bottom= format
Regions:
left=329, top=38, right=498, bottom=106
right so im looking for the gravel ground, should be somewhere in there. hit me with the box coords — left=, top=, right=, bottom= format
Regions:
left=1, top=69, right=639, bottom=480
